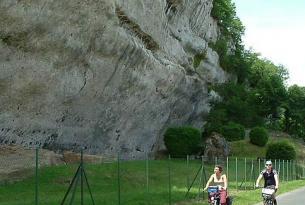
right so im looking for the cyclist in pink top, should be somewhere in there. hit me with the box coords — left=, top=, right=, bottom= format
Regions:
left=204, top=165, right=228, bottom=205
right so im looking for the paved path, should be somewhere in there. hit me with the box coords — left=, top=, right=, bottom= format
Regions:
left=254, top=186, right=305, bottom=205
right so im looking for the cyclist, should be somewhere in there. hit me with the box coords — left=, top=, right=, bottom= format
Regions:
left=255, top=160, right=279, bottom=205
left=204, top=165, right=228, bottom=205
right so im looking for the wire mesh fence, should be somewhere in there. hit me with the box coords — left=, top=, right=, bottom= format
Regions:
left=1, top=147, right=305, bottom=205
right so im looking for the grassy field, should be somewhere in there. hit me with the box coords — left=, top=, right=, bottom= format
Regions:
left=230, top=134, right=305, bottom=160
left=0, top=158, right=304, bottom=205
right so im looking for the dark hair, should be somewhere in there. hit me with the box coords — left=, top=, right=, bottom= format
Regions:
left=215, top=165, right=223, bottom=172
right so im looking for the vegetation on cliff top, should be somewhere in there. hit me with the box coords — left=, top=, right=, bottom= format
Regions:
left=205, top=0, right=305, bottom=147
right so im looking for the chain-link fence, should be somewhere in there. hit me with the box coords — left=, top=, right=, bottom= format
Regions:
left=1, top=147, right=305, bottom=205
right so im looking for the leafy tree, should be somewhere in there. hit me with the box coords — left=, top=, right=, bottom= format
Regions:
left=283, top=85, right=305, bottom=139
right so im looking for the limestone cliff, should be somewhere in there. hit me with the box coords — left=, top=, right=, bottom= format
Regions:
left=0, top=0, right=227, bottom=158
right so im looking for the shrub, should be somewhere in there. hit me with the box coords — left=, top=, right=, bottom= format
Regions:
left=266, top=141, right=296, bottom=160
left=193, top=51, right=207, bottom=68
left=203, top=108, right=228, bottom=138
left=249, top=127, right=269, bottom=146
left=220, top=122, right=245, bottom=141
left=164, top=126, right=201, bottom=157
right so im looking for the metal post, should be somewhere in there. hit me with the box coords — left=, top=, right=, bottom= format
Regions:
left=244, top=158, right=247, bottom=190
left=146, top=153, right=149, bottom=196
left=235, top=158, right=238, bottom=190
left=83, top=169, right=95, bottom=205
left=258, top=158, right=261, bottom=173
left=186, top=155, right=189, bottom=188
left=198, top=157, right=203, bottom=199
left=215, top=156, right=218, bottom=166
left=226, top=157, right=229, bottom=181
left=251, top=159, right=254, bottom=189
left=69, top=170, right=80, bottom=205
left=81, top=150, right=84, bottom=205
left=275, top=159, right=277, bottom=171
left=60, top=165, right=81, bottom=205
left=118, top=153, right=121, bottom=205
left=168, top=155, right=171, bottom=205
left=202, top=156, right=205, bottom=201
left=292, top=160, right=297, bottom=180
left=146, top=153, right=150, bottom=205
left=286, top=160, right=289, bottom=181
left=302, top=160, right=305, bottom=178
left=278, top=159, right=281, bottom=179
left=35, top=148, right=38, bottom=205
left=283, top=160, right=285, bottom=181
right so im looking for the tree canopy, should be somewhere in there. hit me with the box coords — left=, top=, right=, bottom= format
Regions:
left=204, top=0, right=305, bottom=141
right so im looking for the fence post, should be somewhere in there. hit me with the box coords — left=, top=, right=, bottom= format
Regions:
left=202, top=156, right=205, bottom=201
left=235, top=158, right=238, bottom=190
left=226, top=157, right=229, bottom=181
left=168, top=155, right=171, bottom=205
left=292, top=160, right=298, bottom=180
left=302, top=160, right=305, bottom=178
left=282, top=160, right=285, bottom=181
left=278, top=159, right=281, bottom=179
left=251, top=159, right=254, bottom=189
left=81, top=149, right=84, bottom=205
left=244, top=158, right=246, bottom=190
left=117, top=153, right=121, bottom=205
left=198, top=156, right=203, bottom=199
left=258, top=158, right=261, bottom=173
left=186, top=155, right=189, bottom=188
left=286, top=159, right=289, bottom=181
left=146, top=153, right=149, bottom=203
left=35, top=148, right=39, bottom=205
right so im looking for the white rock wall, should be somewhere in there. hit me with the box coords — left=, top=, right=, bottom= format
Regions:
left=0, top=0, right=227, bottom=158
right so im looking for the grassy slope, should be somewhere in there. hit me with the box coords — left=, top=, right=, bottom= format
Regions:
left=230, top=134, right=305, bottom=160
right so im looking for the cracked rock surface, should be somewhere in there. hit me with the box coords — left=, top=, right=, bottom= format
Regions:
left=0, top=0, right=227, bottom=158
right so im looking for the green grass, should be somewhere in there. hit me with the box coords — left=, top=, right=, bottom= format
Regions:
left=229, top=135, right=305, bottom=160
left=0, top=158, right=304, bottom=205
left=0, top=160, right=206, bottom=205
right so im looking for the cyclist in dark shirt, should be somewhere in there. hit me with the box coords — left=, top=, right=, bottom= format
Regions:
left=255, top=160, right=279, bottom=205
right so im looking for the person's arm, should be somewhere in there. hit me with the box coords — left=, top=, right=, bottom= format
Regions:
left=203, top=175, right=214, bottom=191
left=255, top=174, right=263, bottom=187
left=223, top=174, right=228, bottom=190
left=274, top=173, right=279, bottom=189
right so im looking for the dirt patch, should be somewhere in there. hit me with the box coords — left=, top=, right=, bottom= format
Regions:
left=0, top=145, right=64, bottom=182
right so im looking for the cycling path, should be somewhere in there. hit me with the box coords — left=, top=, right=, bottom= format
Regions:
left=254, top=186, right=305, bottom=205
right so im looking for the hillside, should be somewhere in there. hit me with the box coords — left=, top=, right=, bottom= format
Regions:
left=230, top=131, right=305, bottom=160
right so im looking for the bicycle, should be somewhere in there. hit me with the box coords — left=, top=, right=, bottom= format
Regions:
left=257, top=185, right=277, bottom=205
left=207, top=186, right=220, bottom=205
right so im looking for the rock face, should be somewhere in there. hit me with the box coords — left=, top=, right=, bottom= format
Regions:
left=203, top=132, right=230, bottom=161
left=0, top=0, right=227, bottom=158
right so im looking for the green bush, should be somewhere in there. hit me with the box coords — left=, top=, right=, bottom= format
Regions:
left=266, top=141, right=296, bottom=160
left=164, top=126, right=201, bottom=157
left=220, top=122, right=245, bottom=141
left=249, top=127, right=269, bottom=146
left=203, top=108, right=228, bottom=137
